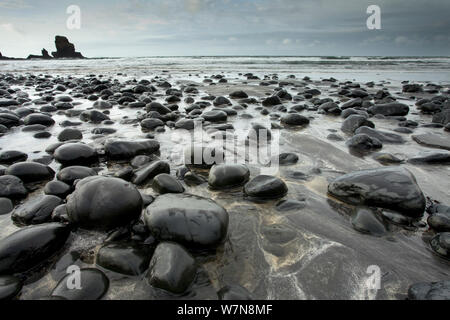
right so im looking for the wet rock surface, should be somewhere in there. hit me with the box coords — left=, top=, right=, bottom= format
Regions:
left=145, top=194, right=228, bottom=248
left=0, top=223, right=70, bottom=274
left=146, top=242, right=196, bottom=294
left=51, top=268, right=109, bottom=300
left=96, top=243, right=153, bottom=276
left=244, top=175, right=288, bottom=199
left=66, top=176, right=143, bottom=230
left=0, top=276, right=22, bottom=300
left=328, top=167, right=426, bottom=218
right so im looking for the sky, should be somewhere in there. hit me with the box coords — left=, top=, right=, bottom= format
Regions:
left=0, top=0, right=449, bottom=58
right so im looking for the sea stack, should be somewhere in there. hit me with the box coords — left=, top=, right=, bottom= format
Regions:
left=52, top=35, right=85, bottom=59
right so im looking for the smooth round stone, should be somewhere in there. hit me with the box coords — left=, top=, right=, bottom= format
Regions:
left=208, top=164, right=250, bottom=189
left=58, top=128, right=83, bottom=142
left=430, top=233, right=450, bottom=259
left=131, top=155, right=151, bottom=168
left=213, top=96, right=231, bottom=106
left=175, top=118, right=196, bottom=130
left=0, top=197, right=13, bottom=215
left=408, top=281, right=450, bottom=300
left=152, top=174, right=184, bottom=194
left=275, top=199, right=306, bottom=212
left=80, top=110, right=110, bottom=123
left=0, top=175, right=28, bottom=199
left=355, top=126, right=405, bottom=144
left=44, top=181, right=72, bottom=198
left=244, top=175, right=288, bottom=199
left=218, top=285, right=253, bottom=300
left=34, top=131, right=52, bottom=139
left=23, top=113, right=55, bottom=127
left=12, top=195, right=63, bottom=225
left=278, top=153, right=299, bottom=165
left=328, top=167, right=426, bottom=218
left=5, top=162, right=55, bottom=183
left=368, top=102, right=410, bottom=116
left=66, top=176, right=143, bottom=230
left=428, top=212, right=450, bottom=232
left=346, top=134, right=383, bottom=152
left=0, top=223, right=71, bottom=274
left=104, top=140, right=160, bottom=160
left=281, top=114, right=310, bottom=126
left=51, top=268, right=109, bottom=300
left=373, top=153, right=404, bottom=165
left=0, top=150, right=28, bottom=164
left=0, top=276, right=22, bottom=300
left=351, top=208, right=387, bottom=236
left=132, top=161, right=170, bottom=185
left=96, top=243, right=153, bottom=276
left=146, top=242, right=196, bottom=294
left=91, top=127, right=116, bottom=135
left=141, top=118, right=164, bottom=131
left=408, top=151, right=450, bottom=165
left=341, top=115, right=374, bottom=134
left=145, top=193, right=229, bottom=248
left=57, top=166, right=98, bottom=186
left=54, top=143, right=98, bottom=166
left=202, top=110, right=228, bottom=122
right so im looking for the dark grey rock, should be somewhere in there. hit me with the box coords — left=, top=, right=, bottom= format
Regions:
left=12, top=195, right=63, bottom=225
left=0, top=223, right=70, bottom=274
left=5, top=162, right=55, bottom=183
left=351, top=208, right=387, bottom=236
left=328, top=167, right=426, bottom=218
left=152, top=174, right=184, bottom=194
left=0, top=150, right=28, bottom=164
left=0, top=197, right=13, bottom=215
left=368, top=103, right=410, bottom=116
left=105, top=140, right=160, bottom=160
left=412, top=133, right=450, bottom=151
left=244, top=175, right=288, bottom=199
left=0, top=175, right=28, bottom=199
left=58, top=128, right=83, bottom=142
left=54, top=143, right=98, bottom=166
left=66, top=176, right=143, bottom=230
left=0, top=276, right=22, bottom=300
left=44, top=181, right=72, bottom=198
left=132, top=161, right=170, bottom=185
left=146, top=242, right=196, bottom=294
left=355, top=126, right=405, bottom=144
left=97, top=243, right=153, bottom=276
left=408, top=280, right=450, bottom=300
left=208, top=164, right=250, bottom=189
left=145, top=193, right=229, bottom=248
left=51, top=268, right=109, bottom=300
left=57, top=166, right=98, bottom=186
left=341, top=115, right=374, bottom=134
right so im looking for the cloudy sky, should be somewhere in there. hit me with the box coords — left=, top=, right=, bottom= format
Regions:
left=1, top=0, right=449, bottom=58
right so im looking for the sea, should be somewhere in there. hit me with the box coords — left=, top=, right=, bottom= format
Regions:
left=1, top=56, right=450, bottom=83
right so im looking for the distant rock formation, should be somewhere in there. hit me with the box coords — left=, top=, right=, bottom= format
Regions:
left=27, top=48, right=53, bottom=60
left=51, top=36, right=84, bottom=59
left=0, top=51, right=19, bottom=60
